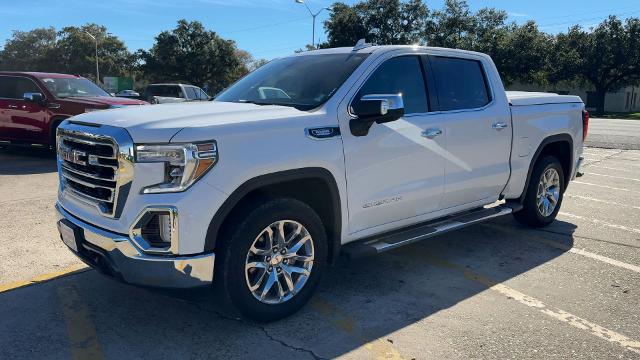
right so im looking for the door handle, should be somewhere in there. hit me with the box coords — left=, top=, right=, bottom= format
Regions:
left=421, top=128, right=443, bottom=139
left=492, top=122, right=508, bottom=130
left=7, top=105, right=18, bottom=109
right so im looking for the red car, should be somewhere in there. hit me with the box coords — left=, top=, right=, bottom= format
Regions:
left=0, top=72, right=147, bottom=147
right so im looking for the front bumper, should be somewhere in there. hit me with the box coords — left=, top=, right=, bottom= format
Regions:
left=56, top=203, right=215, bottom=288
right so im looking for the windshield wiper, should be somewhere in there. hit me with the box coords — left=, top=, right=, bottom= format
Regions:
left=236, top=100, right=314, bottom=111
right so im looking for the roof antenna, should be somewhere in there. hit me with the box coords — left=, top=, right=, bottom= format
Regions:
left=353, top=39, right=373, bottom=51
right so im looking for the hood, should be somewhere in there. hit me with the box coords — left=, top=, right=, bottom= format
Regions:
left=68, top=101, right=309, bottom=143
left=61, top=96, right=148, bottom=107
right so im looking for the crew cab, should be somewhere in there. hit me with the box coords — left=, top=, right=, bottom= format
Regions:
left=54, top=43, right=587, bottom=322
left=0, top=72, right=147, bottom=147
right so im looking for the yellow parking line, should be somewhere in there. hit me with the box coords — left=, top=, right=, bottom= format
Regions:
left=0, top=264, right=89, bottom=293
left=57, top=283, right=105, bottom=360
left=311, top=296, right=404, bottom=360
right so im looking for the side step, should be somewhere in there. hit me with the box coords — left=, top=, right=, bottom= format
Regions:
left=342, top=203, right=519, bottom=259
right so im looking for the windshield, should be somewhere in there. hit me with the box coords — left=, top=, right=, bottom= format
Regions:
left=215, top=53, right=369, bottom=110
left=41, top=77, right=110, bottom=98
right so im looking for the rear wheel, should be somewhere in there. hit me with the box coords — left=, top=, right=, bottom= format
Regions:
left=217, top=198, right=327, bottom=322
left=513, top=156, right=565, bottom=227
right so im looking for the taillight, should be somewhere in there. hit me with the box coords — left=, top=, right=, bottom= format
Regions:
left=582, top=110, right=589, bottom=140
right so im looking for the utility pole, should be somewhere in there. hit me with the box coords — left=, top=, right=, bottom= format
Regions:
left=295, top=0, right=330, bottom=49
left=85, top=31, right=99, bottom=84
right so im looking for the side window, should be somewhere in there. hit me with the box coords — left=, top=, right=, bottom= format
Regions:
left=185, top=86, right=197, bottom=100
left=430, top=56, right=491, bottom=111
left=0, top=76, right=40, bottom=99
left=356, top=56, right=428, bottom=114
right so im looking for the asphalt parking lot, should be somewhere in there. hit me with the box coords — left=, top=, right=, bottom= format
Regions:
left=1, top=125, right=640, bottom=359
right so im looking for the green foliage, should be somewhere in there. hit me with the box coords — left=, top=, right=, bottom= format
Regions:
left=0, top=24, right=133, bottom=81
left=138, top=20, right=249, bottom=93
left=324, top=0, right=428, bottom=47
left=323, top=0, right=640, bottom=97
left=0, top=27, right=58, bottom=72
left=549, top=16, right=640, bottom=113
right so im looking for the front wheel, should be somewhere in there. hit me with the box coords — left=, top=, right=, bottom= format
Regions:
left=513, top=156, right=565, bottom=227
left=218, top=198, right=327, bottom=322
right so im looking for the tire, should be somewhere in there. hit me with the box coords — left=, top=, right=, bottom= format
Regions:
left=217, top=198, right=328, bottom=322
left=513, top=156, right=565, bottom=227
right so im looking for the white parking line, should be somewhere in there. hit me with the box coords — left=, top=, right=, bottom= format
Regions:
left=586, top=165, right=639, bottom=173
left=572, top=181, right=640, bottom=194
left=565, top=194, right=640, bottom=210
left=559, top=212, right=640, bottom=235
left=487, top=281, right=640, bottom=355
left=583, top=172, right=640, bottom=182
left=424, top=256, right=640, bottom=355
left=484, top=224, right=640, bottom=273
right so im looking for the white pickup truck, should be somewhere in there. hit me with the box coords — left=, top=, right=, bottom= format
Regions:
left=55, top=43, right=588, bottom=322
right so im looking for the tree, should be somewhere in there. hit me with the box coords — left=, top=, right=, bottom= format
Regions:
left=0, top=24, right=134, bottom=82
left=323, top=0, right=428, bottom=47
left=139, top=20, right=249, bottom=93
left=428, top=0, right=475, bottom=48
left=56, top=24, right=135, bottom=81
left=549, top=16, right=640, bottom=114
left=0, top=28, right=58, bottom=71
left=495, top=21, right=552, bottom=86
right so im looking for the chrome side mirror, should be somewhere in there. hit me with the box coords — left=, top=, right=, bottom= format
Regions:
left=350, top=93, right=405, bottom=136
left=23, top=92, right=45, bottom=105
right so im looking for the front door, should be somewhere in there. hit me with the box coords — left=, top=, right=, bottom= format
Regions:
left=339, top=55, right=446, bottom=234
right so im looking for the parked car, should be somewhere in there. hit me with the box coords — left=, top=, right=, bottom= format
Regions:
left=55, top=43, right=587, bottom=322
left=115, top=89, right=140, bottom=97
left=0, top=72, right=147, bottom=147
left=142, top=83, right=210, bottom=104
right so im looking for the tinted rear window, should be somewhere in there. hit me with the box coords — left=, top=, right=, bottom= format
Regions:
left=430, top=57, right=491, bottom=111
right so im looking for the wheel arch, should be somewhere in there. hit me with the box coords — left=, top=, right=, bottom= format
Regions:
left=205, top=167, right=343, bottom=263
left=517, top=133, right=573, bottom=203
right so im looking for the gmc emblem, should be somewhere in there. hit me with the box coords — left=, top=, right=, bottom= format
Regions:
left=59, top=146, right=87, bottom=166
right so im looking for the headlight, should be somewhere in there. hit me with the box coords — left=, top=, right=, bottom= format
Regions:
left=135, top=141, right=218, bottom=193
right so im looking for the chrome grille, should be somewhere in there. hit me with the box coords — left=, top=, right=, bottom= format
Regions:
left=57, top=122, right=134, bottom=218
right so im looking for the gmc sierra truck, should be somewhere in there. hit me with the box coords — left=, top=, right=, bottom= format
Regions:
left=55, top=43, right=587, bottom=322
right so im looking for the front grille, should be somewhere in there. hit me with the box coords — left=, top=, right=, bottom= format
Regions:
left=57, top=127, right=126, bottom=218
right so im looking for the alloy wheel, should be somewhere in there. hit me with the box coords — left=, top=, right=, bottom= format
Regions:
left=244, top=220, right=314, bottom=305
left=536, top=168, right=561, bottom=217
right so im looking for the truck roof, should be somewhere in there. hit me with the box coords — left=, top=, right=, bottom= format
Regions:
left=288, top=45, right=490, bottom=59
left=0, top=71, right=85, bottom=79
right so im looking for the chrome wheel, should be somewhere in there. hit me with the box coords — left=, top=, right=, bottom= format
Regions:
left=244, top=220, right=314, bottom=305
left=536, top=168, right=561, bottom=217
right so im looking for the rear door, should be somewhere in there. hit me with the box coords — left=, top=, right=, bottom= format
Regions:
left=0, top=75, right=49, bottom=143
left=426, top=55, right=512, bottom=208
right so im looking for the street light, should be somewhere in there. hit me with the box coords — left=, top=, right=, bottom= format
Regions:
left=295, top=0, right=330, bottom=49
left=85, top=31, right=99, bottom=84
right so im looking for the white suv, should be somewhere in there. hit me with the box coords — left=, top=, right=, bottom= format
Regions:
left=55, top=43, right=586, bottom=321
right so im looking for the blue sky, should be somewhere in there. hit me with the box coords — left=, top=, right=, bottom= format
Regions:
left=1, top=0, right=638, bottom=60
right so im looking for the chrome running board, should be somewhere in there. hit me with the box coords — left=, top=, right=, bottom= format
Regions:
left=342, top=203, right=520, bottom=259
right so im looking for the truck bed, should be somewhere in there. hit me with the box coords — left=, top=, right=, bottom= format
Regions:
left=506, top=91, right=583, bottom=106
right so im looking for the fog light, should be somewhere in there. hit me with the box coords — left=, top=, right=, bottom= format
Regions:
left=130, top=207, right=179, bottom=255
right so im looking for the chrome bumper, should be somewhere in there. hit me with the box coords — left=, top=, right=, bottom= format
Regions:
left=55, top=203, right=214, bottom=288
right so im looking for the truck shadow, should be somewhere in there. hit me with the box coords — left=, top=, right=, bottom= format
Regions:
left=0, top=145, right=57, bottom=175
left=0, top=218, right=575, bottom=359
